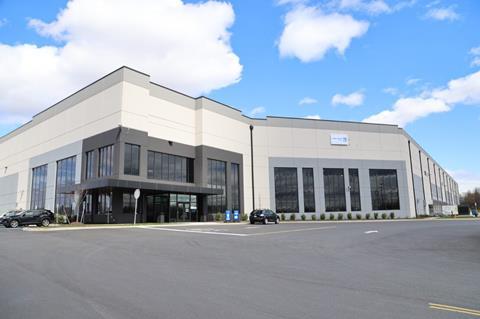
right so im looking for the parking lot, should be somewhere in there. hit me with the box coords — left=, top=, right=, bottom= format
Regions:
left=1, top=220, right=479, bottom=319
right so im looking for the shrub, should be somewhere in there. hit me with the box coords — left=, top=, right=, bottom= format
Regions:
left=374, top=212, right=379, bottom=220
left=329, top=213, right=335, bottom=220
left=390, top=212, right=395, bottom=219
left=290, top=213, right=296, bottom=221
left=320, top=213, right=326, bottom=220
left=241, top=214, right=248, bottom=222
left=381, top=213, right=387, bottom=220
left=281, top=213, right=286, bottom=221
left=356, top=213, right=362, bottom=220
left=311, top=214, right=317, bottom=221
left=215, top=212, right=223, bottom=222
left=347, top=213, right=352, bottom=220
left=365, top=213, right=371, bottom=220
left=338, top=213, right=344, bottom=220
left=301, top=214, right=306, bottom=221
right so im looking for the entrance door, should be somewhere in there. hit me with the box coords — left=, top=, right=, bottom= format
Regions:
left=177, top=203, right=191, bottom=222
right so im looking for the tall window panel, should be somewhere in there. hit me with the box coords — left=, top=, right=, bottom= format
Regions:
left=99, top=145, right=114, bottom=177
left=147, top=151, right=194, bottom=183
left=85, top=150, right=95, bottom=179
left=323, top=168, right=346, bottom=212
left=207, top=159, right=227, bottom=216
left=55, top=156, right=76, bottom=218
left=98, top=191, right=112, bottom=215
left=302, top=168, right=316, bottom=213
left=348, top=169, right=361, bottom=211
left=369, top=169, right=400, bottom=210
left=231, top=163, right=241, bottom=211
left=124, top=143, right=140, bottom=175
left=31, top=165, right=48, bottom=209
left=274, top=168, right=299, bottom=213
left=123, top=193, right=136, bottom=214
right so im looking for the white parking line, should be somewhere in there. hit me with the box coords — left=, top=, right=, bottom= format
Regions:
left=139, top=226, right=249, bottom=237
left=364, top=230, right=378, bottom=234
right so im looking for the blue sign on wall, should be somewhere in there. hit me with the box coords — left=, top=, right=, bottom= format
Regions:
left=233, top=210, right=239, bottom=222
left=225, top=210, right=231, bottom=222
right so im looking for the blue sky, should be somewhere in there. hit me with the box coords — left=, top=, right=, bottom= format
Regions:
left=0, top=0, right=479, bottom=191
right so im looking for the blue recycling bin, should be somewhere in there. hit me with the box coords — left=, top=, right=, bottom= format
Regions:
left=233, top=210, right=240, bottom=222
left=225, top=210, right=231, bottom=222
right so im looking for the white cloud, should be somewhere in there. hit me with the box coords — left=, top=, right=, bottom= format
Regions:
left=0, top=18, right=7, bottom=27
left=278, top=5, right=369, bottom=62
left=383, top=87, right=399, bottom=95
left=406, top=78, right=421, bottom=86
left=470, top=46, right=480, bottom=67
left=425, top=6, right=459, bottom=21
left=304, top=114, right=321, bottom=119
left=364, top=70, right=480, bottom=127
left=338, top=0, right=391, bottom=15
left=363, top=97, right=449, bottom=126
left=249, top=106, right=266, bottom=117
left=448, top=169, right=480, bottom=193
left=331, top=90, right=364, bottom=107
left=0, top=0, right=242, bottom=124
left=299, top=97, right=318, bottom=105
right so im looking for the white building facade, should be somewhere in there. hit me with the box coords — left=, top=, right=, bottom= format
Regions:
left=0, top=67, right=460, bottom=223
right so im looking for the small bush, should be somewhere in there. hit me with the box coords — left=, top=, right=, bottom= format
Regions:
left=320, top=213, right=326, bottom=220
left=356, top=213, right=362, bottom=220
left=311, top=214, right=317, bottom=221
left=338, top=213, right=344, bottom=220
left=241, top=214, right=248, bottom=222
left=381, top=213, right=387, bottom=220
left=329, top=213, right=335, bottom=220
left=290, top=213, right=296, bottom=221
left=390, top=212, right=395, bottom=219
left=365, top=213, right=371, bottom=220
left=215, top=212, right=223, bottom=222
left=374, top=212, right=379, bottom=220
left=301, top=214, right=306, bottom=221
left=347, top=213, right=352, bottom=220
left=281, top=213, right=286, bottom=221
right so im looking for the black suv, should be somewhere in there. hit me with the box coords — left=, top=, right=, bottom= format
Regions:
left=249, top=209, right=279, bottom=224
left=1, top=209, right=54, bottom=228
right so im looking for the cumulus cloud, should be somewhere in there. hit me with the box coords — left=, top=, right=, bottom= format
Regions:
left=364, top=70, right=480, bottom=127
left=278, top=5, right=369, bottom=62
left=299, top=97, right=318, bottom=105
left=304, top=114, right=321, bottom=119
left=0, top=0, right=242, bottom=124
left=383, top=87, right=399, bottom=95
left=470, top=46, right=480, bottom=67
left=406, top=78, right=421, bottom=86
left=425, top=6, right=459, bottom=21
left=331, top=90, right=364, bottom=107
left=249, top=106, right=266, bottom=117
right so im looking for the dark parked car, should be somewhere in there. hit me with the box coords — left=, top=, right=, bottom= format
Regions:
left=249, top=209, right=279, bottom=224
left=1, top=209, right=54, bottom=228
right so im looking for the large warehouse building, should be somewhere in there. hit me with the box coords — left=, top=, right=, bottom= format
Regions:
left=0, top=67, right=460, bottom=223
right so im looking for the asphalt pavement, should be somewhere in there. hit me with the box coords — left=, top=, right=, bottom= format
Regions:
left=0, top=219, right=479, bottom=319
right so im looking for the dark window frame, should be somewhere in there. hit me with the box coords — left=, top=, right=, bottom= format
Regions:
left=323, top=168, right=346, bottom=212
left=124, top=143, right=140, bottom=176
left=274, top=167, right=299, bottom=213
left=369, top=169, right=400, bottom=210
left=302, top=168, right=316, bottom=213
left=348, top=168, right=362, bottom=211
left=147, top=150, right=194, bottom=183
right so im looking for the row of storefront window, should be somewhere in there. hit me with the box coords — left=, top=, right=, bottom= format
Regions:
left=274, top=167, right=400, bottom=213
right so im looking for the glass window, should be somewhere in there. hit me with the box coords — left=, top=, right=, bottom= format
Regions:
left=323, top=168, right=346, bottom=212
left=147, top=150, right=194, bottom=183
left=85, top=151, right=95, bottom=179
left=369, top=169, right=400, bottom=210
left=349, top=169, right=361, bottom=211
left=124, top=143, right=140, bottom=176
left=274, top=168, right=299, bottom=213
left=302, top=168, right=315, bottom=213
left=123, top=193, right=136, bottom=214
left=31, top=165, right=48, bottom=209
left=231, top=163, right=241, bottom=211
left=207, top=159, right=227, bottom=218
left=97, top=191, right=112, bottom=215
left=55, top=156, right=77, bottom=219
left=99, top=145, right=114, bottom=177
